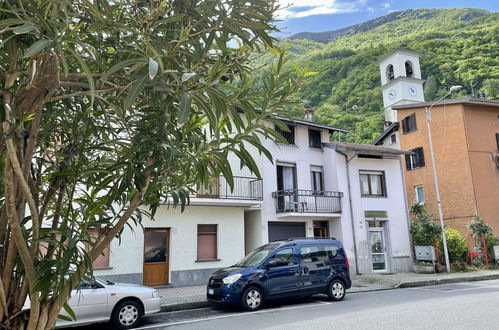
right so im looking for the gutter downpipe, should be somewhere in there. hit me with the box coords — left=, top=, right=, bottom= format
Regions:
left=337, top=150, right=360, bottom=275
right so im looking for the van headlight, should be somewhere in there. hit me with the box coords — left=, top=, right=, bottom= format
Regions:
left=152, top=290, right=159, bottom=298
left=223, top=273, right=242, bottom=284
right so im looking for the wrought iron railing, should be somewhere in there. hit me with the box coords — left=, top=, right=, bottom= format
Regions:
left=195, top=176, right=263, bottom=201
left=271, top=189, right=343, bottom=213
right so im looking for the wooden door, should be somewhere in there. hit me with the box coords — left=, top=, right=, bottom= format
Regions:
left=143, top=228, right=170, bottom=286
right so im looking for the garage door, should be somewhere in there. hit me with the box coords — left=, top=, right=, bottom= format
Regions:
left=268, top=222, right=306, bottom=242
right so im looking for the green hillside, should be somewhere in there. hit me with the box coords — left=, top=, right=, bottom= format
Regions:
left=263, top=8, right=499, bottom=143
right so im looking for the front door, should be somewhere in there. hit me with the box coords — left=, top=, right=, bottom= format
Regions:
left=143, top=228, right=170, bottom=286
left=265, top=247, right=300, bottom=297
left=369, top=227, right=387, bottom=271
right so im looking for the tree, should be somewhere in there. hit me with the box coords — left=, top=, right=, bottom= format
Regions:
left=424, top=75, right=439, bottom=101
left=0, top=1, right=309, bottom=328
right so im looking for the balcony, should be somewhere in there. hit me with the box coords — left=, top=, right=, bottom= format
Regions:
left=195, top=176, right=263, bottom=201
left=272, top=189, right=343, bottom=214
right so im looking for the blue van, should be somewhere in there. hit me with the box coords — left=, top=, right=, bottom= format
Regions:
left=207, top=238, right=351, bottom=311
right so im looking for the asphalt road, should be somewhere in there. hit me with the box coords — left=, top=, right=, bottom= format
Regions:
left=74, top=279, right=499, bottom=330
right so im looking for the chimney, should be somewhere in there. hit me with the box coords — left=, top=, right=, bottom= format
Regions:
left=304, top=108, right=315, bottom=122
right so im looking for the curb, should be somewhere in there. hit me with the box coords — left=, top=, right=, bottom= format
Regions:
left=159, top=274, right=499, bottom=312
left=160, top=301, right=210, bottom=312
left=397, top=273, right=499, bottom=288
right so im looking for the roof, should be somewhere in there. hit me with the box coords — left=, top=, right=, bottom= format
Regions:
left=324, top=142, right=412, bottom=155
left=377, top=48, right=422, bottom=64
left=392, top=98, right=499, bottom=110
left=277, top=116, right=348, bottom=133
left=372, top=122, right=399, bottom=145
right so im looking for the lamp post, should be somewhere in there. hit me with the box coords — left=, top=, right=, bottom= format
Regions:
left=424, top=85, right=462, bottom=273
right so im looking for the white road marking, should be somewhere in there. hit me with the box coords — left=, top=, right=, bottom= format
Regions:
left=137, top=300, right=328, bottom=329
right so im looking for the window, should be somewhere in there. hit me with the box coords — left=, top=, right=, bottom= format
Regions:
left=267, top=248, right=296, bottom=266
left=402, top=113, right=417, bottom=134
left=390, top=134, right=397, bottom=144
left=414, top=185, right=425, bottom=204
left=300, top=245, right=327, bottom=262
left=359, top=171, right=386, bottom=197
left=310, top=166, right=324, bottom=192
left=308, top=129, right=322, bottom=149
left=386, top=64, right=394, bottom=81
left=405, top=147, right=425, bottom=170
left=275, top=124, right=295, bottom=145
left=405, top=61, right=414, bottom=78
left=197, top=225, right=217, bottom=261
left=324, top=245, right=339, bottom=259
left=88, top=228, right=110, bottom=269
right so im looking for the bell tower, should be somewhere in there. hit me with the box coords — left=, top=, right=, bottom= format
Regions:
left=378, top=49, right=425, bottom=123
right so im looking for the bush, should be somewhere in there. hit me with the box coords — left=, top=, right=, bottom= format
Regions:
left=468, top=214, right=496, bottom=253
left=410, top=203, right=441, bottom=246
left=438, top=227, right=467, bottom=263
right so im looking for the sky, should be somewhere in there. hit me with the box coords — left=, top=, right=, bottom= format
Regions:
left=274, top=0, right=499, bottom=37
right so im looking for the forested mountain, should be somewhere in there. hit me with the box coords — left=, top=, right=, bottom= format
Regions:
left=262, top=8, right=499, bottom=143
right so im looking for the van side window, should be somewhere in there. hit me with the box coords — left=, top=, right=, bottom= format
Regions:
left=324, top=245, right=339, bottom=259
left=268, top=248, right=296, bottom=266
left=300, top=245, right=327, bottom=262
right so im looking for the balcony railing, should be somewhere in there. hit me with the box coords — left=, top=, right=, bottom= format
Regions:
left=195, top=176, right=263, bottom=201
left=271, top=189, right=343, bottom=213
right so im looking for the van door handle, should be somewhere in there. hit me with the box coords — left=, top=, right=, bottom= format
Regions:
left=303, top=267, right=309, bottom=275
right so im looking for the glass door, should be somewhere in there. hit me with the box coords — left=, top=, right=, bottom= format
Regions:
left=143, top=228, right=170, bottom=286
left=368, top=227, right=386, bottom=271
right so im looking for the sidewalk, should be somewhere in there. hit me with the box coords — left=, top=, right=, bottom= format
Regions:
left=157, top=269, right=499, bottom=312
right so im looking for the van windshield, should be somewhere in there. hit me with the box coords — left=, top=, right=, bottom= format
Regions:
left=234, top=244, right=279, bottom=267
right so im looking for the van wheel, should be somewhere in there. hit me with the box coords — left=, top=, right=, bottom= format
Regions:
left=111, top=300, right=143, bottom=329
left=241, top=286, right=263, bottom=311
left=327, top=279, right=346, bottom=301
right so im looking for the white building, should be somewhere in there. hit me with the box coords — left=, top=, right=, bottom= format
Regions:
left=93, top=113, right=413, bottom=287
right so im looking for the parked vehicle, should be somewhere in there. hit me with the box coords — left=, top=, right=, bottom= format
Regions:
left=207, top=238, right=351, bottom=311
left=56, top=278, right=161, bottom=329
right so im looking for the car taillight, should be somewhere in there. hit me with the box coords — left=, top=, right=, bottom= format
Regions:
left=345, top=255, right=350, bottom=270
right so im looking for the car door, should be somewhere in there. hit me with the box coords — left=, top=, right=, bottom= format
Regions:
left=299, top=244, right=329, bottom=295
left=264, top=247, right=300, bottom=298
left=72, top=280, right=109, bottom=324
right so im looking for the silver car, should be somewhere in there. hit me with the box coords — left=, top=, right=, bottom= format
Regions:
left=57, top=278, right=161, bottom=329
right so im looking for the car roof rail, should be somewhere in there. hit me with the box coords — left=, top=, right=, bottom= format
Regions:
left=286, top=237, right=337, bottom=241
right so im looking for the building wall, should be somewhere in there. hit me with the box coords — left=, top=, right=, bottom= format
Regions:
left=339, top=154, right=412, bottom=274
left=95, top=205, right=246, bottom=286
left=463, top=105, right=499, bottom=232
left=398, top=104, right=477, bottom=232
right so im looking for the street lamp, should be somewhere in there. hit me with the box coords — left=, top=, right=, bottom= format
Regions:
left=425, top=85, right=462, bottom=273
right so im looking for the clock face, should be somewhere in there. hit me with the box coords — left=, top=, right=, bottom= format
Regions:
left=408, top=85, right=417, bottom=97
left=388, top=89, right=397, bottom=100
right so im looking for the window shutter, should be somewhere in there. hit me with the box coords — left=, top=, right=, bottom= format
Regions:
left=418, top=147, right=425, bottom=167
left=405, top=154, right=411, bottom=170
left=496, top=133, right=499, bottom=150
left=402, top=118, right=407, bottom=134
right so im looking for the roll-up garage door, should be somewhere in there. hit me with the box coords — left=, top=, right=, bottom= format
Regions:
left=268, top=222, right=306, bottom=242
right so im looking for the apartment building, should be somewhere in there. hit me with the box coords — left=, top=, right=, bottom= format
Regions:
left=93, top=112, right=413, bottom=286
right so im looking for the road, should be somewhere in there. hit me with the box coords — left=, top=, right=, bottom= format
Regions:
left=77, top=279, right=499, bottom=330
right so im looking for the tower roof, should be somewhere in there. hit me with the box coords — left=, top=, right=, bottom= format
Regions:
left=377, top=48, right=422, bottom=64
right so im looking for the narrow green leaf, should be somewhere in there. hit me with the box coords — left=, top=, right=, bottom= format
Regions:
left=62, top=303, right=77, bottom=321
left=178, top=92, right=191, bottom=125
left=23, top=40, right=53, bottom=58
left=148, top=58, right=158, bottom=80
left=181, top=72, right=196, bottom=82
left=124, top=74, right=149, bottom=109
left=101, top=58, right=147, bottom=81
left=13, top=24, right=37, bottom=34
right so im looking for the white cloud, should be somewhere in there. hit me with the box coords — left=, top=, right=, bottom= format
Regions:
left=276, top=0, right=361, bottom=19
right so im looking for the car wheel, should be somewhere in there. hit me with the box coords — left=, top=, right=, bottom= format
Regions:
left=241, top=286, right=263, bottom=311
left=111, top=300, right=143, bottom=329
left=327, top=279, right=346, bottom=301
